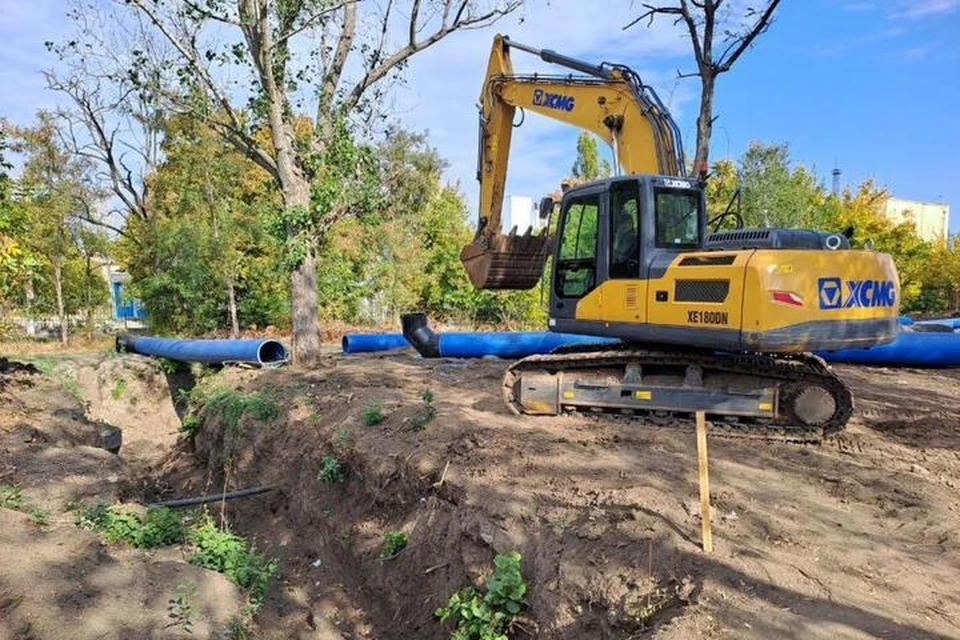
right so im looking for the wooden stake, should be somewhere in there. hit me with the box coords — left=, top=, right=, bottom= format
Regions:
left=696, top=411, right=713, bottom=553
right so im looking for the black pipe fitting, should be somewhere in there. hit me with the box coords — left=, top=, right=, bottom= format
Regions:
left=401, top=313, right=441, bottom=358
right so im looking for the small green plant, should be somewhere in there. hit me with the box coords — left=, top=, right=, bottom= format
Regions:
left=180, top=414, right=203, bottom=436
left=156, top=357, right=185, bottom=375
left=317, top=456, right=345, bottom=483
left=361, top=403, right=386, bottom=426
left=435, top=551, right=527, bottom=640
left=380, top=531, right=408, bottom=559
left=79, top=504, right=184, bottom=548
left=0, top=483, right=23, bottom=510
left=188, top=516, right=278, bottom=606
left=334, top=427, right=350, bottom=451
left=168, top=580, right=198, bottom=634
left=111, top=377, right=128, bottom=400
left=409, top=389, right=437, bottom=432
left=27, top=506, right=50, bottom=527
left=547, top=514, right=570, bottom=538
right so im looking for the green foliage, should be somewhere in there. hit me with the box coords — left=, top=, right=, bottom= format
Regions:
left=80, top=504, right=185, bottom=548
left=409, top=388, right=437, bottom=432
left=0, top=483, right=23, bottom=509
left=111, top=377, right=127, bottom=400
left=361, top=403, right=386, bottom=426
left=27, top=506, right=50, bottom=527
left=316, top=455, right=345, bottom=483
left=187, top=515, right=278, bottom=605
left=168, top=580, right=198, bottom=634
left=120, top=115, right=288, bottom=335
left=203, top=389, right=279, bottom=434
left=571, top=132, right=611, bottom=181
left=180, top=414, right=204, bottom=436
left=380, top=530, right=408, bottom=559
left=435, top=551, right=527, bottom=640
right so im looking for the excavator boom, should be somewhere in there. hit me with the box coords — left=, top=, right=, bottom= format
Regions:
left=462, top=35, right=685, bottom=289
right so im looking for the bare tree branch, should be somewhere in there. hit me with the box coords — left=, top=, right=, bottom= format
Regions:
left=716, top=0, right=781, bottom=71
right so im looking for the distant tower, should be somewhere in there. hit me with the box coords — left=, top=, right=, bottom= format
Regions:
left=831, top=166, right=842, bottom=196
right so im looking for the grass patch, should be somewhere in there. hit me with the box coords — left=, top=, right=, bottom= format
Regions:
left=0, top=483, right=24, bottom=510
left=188, top=516, right=278, bottom=607
left=79, top=504, right=185, bottom=548
left=361, top=403, right=386, bottom=426
left=435, top=551, right=527, bottom=640
left=317, top=456, right=345, bottom=484
left=168, top=580, right=198, bottom=634
left=203, top=389, right=279, bottom=434
left=27, top=506, right=50, bottom=527
left=380, top=531, right=408, bottom=559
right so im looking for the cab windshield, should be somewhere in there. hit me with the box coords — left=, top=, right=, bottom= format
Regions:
left=655, top=189, right=701, bottom=248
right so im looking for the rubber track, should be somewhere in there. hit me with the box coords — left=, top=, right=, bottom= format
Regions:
left=502, top=345, right=854, bottom=443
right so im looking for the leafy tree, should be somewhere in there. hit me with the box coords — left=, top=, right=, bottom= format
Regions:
left=13, top=113, right=105, bottom=344
left=738, top=142, right=831, bottom=230
left=122, top=115, right=287, bottom=334
left=58, top=0, right=522, bottom=364
left=571, top=132, right=611, bottom=181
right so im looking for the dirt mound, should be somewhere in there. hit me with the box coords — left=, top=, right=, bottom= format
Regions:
left=157, top=353, right=960, bottom=639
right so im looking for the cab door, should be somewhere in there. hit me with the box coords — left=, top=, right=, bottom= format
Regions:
left=550, top=186, right=605, bottom=322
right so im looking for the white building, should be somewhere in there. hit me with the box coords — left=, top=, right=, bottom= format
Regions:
left=884, top=197, right=950, bottom=241
left=501, top=195, right=542, bottom=234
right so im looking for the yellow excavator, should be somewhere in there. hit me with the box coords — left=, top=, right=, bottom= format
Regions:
left=460, top=35, right=901, bottom=438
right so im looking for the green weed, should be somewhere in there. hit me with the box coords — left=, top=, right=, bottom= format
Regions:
left=168, top=580, right=198, bottom=634
left=0, top=483, right=23, bottom=510
left=361, top=403, right=385, bottom=426
left=188, top=516, right=278, bottom=606
left=111, top=377, right=127, bottom=400
left=27, top=506, right=50, bottom=527
left=317, top=456, right=345, bottom=483
left=435, top=550, right=527, bottom=640
left=180, top=414, right=204, bottom=436
left=79, top=504, right=184, bottom=548
left=380, top=531, right=408, bottom=559
left=409, top=389, right=437, bottom=432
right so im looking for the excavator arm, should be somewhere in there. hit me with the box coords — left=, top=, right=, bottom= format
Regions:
left=461, top=34, right=686, bottom=290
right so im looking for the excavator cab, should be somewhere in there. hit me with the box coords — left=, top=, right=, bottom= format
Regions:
left=549, top=175, right=706, bottom=326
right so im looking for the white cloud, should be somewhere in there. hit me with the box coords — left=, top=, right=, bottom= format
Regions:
left=393, top=0, right=694, bottom=212
left=900, top=0, right=960, bottom=18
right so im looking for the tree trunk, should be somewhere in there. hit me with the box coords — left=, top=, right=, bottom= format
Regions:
left=24, top=278, right=36, bottom=338
left=85, top=253, right=94, bottom=340
left=694, top=71, right=715, bottom=175
left=53, top=259, right=67, bottom=346
left=290, top=248, right=319, bottom=365
left=228, top=280, right=239, bottom=338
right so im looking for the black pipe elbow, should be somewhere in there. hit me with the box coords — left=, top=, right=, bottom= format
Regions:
left=401, top=313, right=441, bottom=358
left=116, top=334, right=136, bottom=354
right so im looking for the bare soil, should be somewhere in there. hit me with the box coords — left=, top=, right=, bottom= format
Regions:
left=0, top=354, right=243, bottom=640
left=3, top=349, right=960, bottom=639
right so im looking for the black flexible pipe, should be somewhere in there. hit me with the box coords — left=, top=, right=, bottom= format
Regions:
left=148, top=486, right=274, bottom=509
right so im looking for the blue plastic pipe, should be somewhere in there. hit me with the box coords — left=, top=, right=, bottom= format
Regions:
left=916, top=317, right=960, bottom=329
left=816, top=329, right=960, bottom=367
left=435, top=331, right=616, bottom=359
left=118, top=335, right=288, bottom=366
left=341, top=333, right=409, bottom=353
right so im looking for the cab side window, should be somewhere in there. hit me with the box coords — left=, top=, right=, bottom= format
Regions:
left=609, top=182, right=640, bottom=279
left=556, top=195, right=600, bottom=298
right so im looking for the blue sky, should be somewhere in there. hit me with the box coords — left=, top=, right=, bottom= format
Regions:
left=1, top=0, right=958, bottom=232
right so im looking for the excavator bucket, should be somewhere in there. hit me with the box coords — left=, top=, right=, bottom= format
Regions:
left=460, top=229, right=553, bottom=290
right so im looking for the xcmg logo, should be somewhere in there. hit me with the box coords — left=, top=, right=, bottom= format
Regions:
left=818, top=277, right=896, bottom=310
left=532, top=89, right=575, bottom=112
